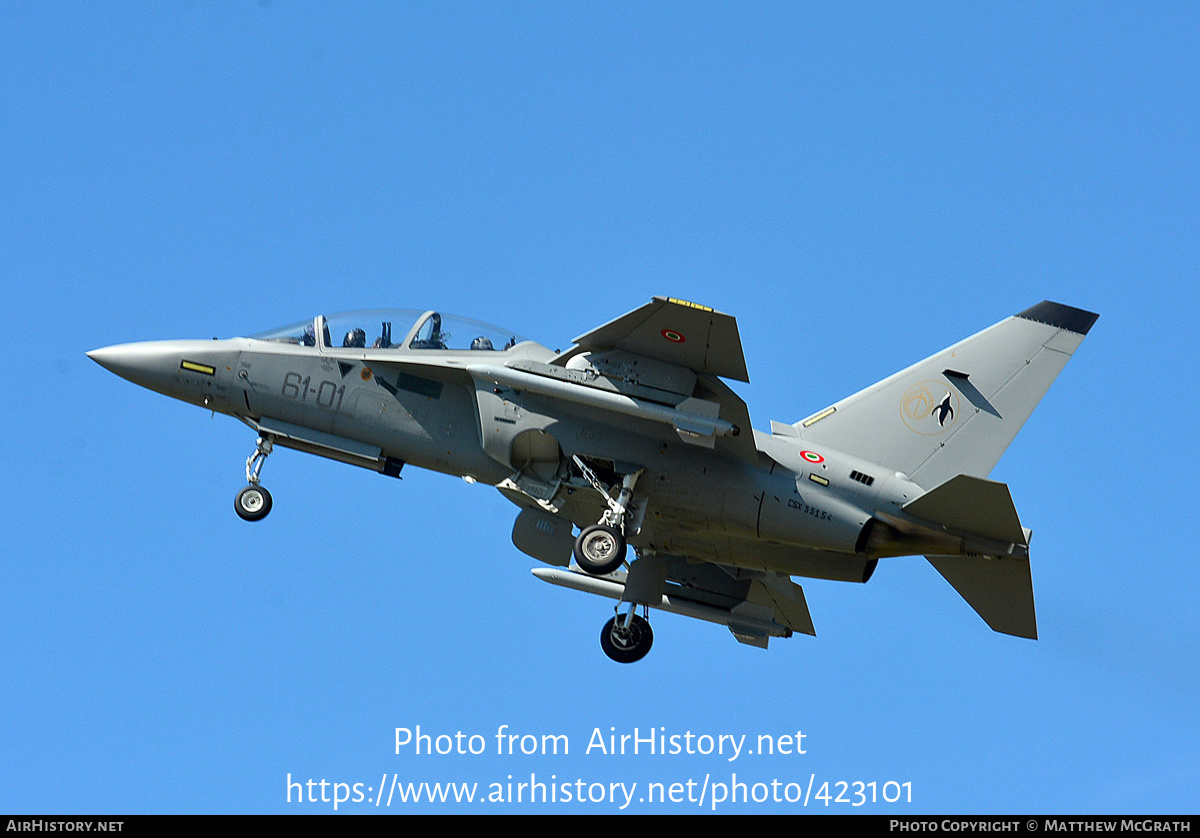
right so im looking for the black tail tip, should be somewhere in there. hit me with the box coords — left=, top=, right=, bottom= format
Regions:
left=1016, top=301, right=1100, bottom=335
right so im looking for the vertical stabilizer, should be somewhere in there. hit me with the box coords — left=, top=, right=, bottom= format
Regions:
left=796, top=302, right=1097, bottom=488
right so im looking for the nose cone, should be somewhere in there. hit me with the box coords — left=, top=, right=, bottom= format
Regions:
left=88, top=339, right=237, bottom=407
left=87, top=342, right=183, bottom=391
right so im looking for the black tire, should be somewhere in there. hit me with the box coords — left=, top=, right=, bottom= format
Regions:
left=234, top=484, right=272, bottom=521
left=573, top=524, right=626, bottom=575
left=600, top=614, right=653, bottom=663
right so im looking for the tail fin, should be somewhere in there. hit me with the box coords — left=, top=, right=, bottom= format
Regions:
left=796, top=302, right=1097, bottom=489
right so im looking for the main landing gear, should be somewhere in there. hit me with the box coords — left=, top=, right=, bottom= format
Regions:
left=568, top=458, right=655, bottom=661
left=235, top=436, right=274, bottom=522
left=571, top=457, right=642, bottom=576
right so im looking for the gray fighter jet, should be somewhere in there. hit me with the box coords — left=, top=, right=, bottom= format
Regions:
left=89, top=298, right=1097, bottom=662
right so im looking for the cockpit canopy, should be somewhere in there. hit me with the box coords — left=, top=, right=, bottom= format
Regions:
left=249, top=309, right=527, bottom=352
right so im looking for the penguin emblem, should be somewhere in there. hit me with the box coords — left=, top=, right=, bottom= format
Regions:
left=933, top=391, right=955, bottom=427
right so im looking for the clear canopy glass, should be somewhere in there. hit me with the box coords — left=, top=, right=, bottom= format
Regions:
left=250, top=318, right=320, bottom=346
left=249, top=309, right=526, bottom=352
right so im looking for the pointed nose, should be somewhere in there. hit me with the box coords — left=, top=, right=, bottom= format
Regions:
left=86, top=344, right=133, bottom=374
left=87, top=342, right=180, bottom=390
left=88, top=339, right=237, bottom=407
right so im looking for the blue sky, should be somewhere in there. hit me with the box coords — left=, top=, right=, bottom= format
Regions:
left=3, top=2, right=1197, bottom=814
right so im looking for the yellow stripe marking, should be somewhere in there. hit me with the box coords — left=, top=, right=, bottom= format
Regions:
left=180, top=360, right=215, bottom=375
left=666, top=297, right=713, bottom=312
left=801, top=407, right=836, bottom=427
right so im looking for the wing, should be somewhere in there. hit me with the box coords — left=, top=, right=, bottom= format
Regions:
left=544, top=297, right=758, bottom=460
left=567, top=296, right=750, bottom=383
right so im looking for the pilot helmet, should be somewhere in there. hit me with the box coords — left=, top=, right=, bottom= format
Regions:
left=470, top=336, right=494, bottom=351
left=343, top=328, right=366, bottom=348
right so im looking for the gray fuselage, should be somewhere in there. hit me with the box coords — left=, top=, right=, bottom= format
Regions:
left=90, top=334, right=921, bottom=582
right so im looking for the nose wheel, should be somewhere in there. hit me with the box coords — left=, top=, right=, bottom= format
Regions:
left=235, top=435, right=275, bottom=521
left=235, top=484, right=272, bottom=521
left=600, top=611, right=653, bottom=663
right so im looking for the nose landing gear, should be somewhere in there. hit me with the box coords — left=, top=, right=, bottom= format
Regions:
left=600, top=609, right=653, bottom=663
left=235, top=436, right=274, bottom=522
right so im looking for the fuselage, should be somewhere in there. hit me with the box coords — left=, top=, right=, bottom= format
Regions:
left=88, top=310, right=950, bottom=582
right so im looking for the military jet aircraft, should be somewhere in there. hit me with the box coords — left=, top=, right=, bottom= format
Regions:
left=89, top=298, right=1097, bottom=662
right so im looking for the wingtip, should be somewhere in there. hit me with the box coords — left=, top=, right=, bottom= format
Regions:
left=1016, top=301, right=1099, bottom=335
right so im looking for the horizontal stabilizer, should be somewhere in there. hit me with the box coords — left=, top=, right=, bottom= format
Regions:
left=903, top=474, right=1026, bottom=545
left=926, top=555, right=1038, bottom=639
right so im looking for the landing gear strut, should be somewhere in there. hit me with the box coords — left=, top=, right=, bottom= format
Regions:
left=235, top=436, right=274, bottom=522
left=571, top=457, right=642, bottom=576
left=600, top=609, right=653, bottom=663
